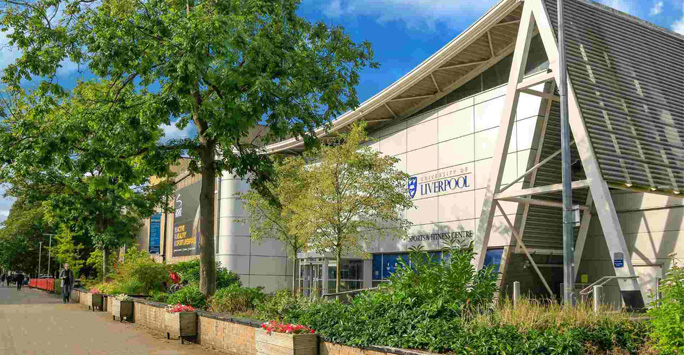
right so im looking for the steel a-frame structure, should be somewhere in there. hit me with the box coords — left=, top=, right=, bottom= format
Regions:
left=473, top=0, right=645, bottom=309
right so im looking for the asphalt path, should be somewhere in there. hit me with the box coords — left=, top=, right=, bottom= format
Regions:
left=0, top=284, right=223, bottom=355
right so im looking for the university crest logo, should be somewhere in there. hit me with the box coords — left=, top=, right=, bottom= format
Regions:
left=408, top=177, right=418, bottom=198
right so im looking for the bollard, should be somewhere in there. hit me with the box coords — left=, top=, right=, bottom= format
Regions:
left=593, top=285, right=603, bottom=312
left=513, top=281, right=521, bottom=308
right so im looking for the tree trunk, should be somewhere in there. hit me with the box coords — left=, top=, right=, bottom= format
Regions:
left=102, top=248, right=108, bottom=282
left=198, top=143, right=217, bottom=297
left=335, top=250, right=341, bottom=294
left=292, top=257, right=298, bottom=297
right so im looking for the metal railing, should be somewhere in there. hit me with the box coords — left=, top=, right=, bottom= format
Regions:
left=322, top=287, right=379, bottom=299
left=579, top=276, right=639, bottom=303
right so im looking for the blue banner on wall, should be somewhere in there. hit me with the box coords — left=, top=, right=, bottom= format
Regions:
left=149, top=213, right=162, bottom=254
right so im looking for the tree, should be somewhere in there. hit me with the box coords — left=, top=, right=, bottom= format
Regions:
left=0, top=197, right=54, bottom=275
left=241, top=156, right=311, bottom=296
left=51, top=226, right=85, bottom=277
left=1, top=0, right=377, bottom=296
left=293, top=123, right=414, bottom=293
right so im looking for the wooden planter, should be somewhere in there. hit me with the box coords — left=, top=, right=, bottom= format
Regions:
left=112, top=299, right=134, bottom=322
left=255, top=328, right=318, bottom=355
left=164, top=312, right=197, bottom=344
left=88, top=293, right=104, bottom=311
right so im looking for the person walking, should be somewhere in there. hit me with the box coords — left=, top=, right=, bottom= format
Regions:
left=1, top=274, right=5, bottom=287
left=15, top=272, right=24, bottom=290
left=59, top=263, right=75, bottom=303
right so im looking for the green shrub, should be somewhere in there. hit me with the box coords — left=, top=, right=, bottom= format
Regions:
left=170, top=259, right=241, bottom=289
left=117, top=279, right=144, bottom=295
left=257, top=289, right=312, bottom=321
left=167, top=285, right=207, bottom=309
left=648, top=262, right=684, bottom=353
left=210, top=284, right=265, bottom=313
left=114, top=248, right=169, bottom=293
left=150, top=290, right=169, bottom=303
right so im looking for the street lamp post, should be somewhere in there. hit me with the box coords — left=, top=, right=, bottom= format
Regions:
left=43, top=234, right=56, bottom=277
left=558, top=0, right=575, bottom=306
left=38, top=241, right=43, bottom=277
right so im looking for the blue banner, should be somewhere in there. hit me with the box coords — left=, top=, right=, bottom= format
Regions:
left=149, top=213, right=162, bottom=254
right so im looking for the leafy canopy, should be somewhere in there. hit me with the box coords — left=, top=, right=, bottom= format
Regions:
left=292, top=122, right=414, bottom=292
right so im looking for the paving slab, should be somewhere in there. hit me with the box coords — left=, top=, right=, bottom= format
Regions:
left=0, top=285, right=224, bottom=355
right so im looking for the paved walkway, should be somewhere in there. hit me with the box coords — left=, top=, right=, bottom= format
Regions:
left=0, top=285, right=223, bottom=355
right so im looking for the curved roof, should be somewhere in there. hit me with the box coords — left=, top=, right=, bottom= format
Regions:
left=266, top=0, right=524, bottom=153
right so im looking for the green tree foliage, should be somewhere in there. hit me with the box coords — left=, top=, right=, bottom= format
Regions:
left=0, top=83, right=179, bottom=281
left=241, top=156, right=311, bottom=295
left=51, top=227, right=85, bottom=277
left=1, top=0, right=376, bottom=296
left=0, top=197, right=55, bottom=274
left=648, top=260, right=684, bottom=353
left=292, top=123, right=414, bottom=293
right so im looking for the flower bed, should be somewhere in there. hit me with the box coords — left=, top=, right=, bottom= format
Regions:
left=112, top=294, right=134, bottom=322
left=87, top=289, right=104, bottom=312
left=256, top=321, right=317, bottom=355
left=165, top=304, right=197, bottom=344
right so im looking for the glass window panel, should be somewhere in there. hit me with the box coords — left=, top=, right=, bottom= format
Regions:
left=372, top=254, right=382, bottom=280
left=484, top=248, right=504, bottom=273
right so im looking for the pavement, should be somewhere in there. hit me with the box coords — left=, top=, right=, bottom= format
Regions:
left=0, top=284, right=224, bottom=355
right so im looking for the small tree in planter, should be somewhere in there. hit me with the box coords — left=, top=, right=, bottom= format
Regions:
left=88, top=288, right=104, bottom=312
left=165, top=304, right=197, bottom=344
left=256, top=321, right=316, bottom=355
left=112, top=294, right=134, bottom=322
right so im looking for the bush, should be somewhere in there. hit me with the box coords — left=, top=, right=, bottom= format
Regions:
left=113, top=248, right=169, bottom=294
left=648, top=262, right=684, bottom=353
left=150, top=291, right=169, bottom=303
left=167, top=285, right=207, bottom=309
left=170, top=259, right=241, bottom=289
left=257, top=289, right=312, bottom=321
left=210, top=284, right=265, bottom=313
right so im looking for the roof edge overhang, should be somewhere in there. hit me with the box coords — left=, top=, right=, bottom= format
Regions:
left=265, top=0, right=522, bottom=154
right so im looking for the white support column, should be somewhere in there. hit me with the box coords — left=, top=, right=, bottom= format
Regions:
left=529, top=0, right=644, bottom=309
left=474, top=1, right=537, bottom=270
left=322, top=260, right=329, bottom=296
left=363, top=259, right=372, bottom=289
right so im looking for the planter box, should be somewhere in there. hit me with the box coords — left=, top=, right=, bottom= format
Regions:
left=164, top=311, right=197, bottom=343
left=88, top=293, right=104, bottom=311
left=112, top=299, right=134, bottom=322
left=255, top=329, right=317, bottom=355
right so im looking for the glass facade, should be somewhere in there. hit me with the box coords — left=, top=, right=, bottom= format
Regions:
left=372, top=249, right=504, bottom=282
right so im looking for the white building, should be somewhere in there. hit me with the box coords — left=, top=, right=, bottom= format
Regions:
left=139, top=0, right=684, bottom=308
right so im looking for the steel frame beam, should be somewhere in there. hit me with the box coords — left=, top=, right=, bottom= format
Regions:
left=494, top=180, right=590, bottom=200
left=475, top=0, right=644, bottom=309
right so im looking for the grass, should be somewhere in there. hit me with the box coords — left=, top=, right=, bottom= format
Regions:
left=471, top=298, right=632, bottom=331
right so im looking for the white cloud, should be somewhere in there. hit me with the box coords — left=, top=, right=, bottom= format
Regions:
left=673, top=17, right=684, bottom=34
left=650, top=1, right=664, bottom=15
left=319, top=0, right=499, bottom=30
left=160, top=122, right=194, bottom=142
left=0, top=29, right=22, bottom=71
left=599, top=0, right=632, bottom=14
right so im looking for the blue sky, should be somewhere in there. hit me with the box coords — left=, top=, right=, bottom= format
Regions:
left=1, top=0, right=683, bottom=222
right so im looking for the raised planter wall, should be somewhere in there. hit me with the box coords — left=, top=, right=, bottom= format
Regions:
left=69, top=290, right=429, bottom=355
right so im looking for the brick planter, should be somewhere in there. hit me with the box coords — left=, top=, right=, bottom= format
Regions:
left=88, top=293, right=104, bottom=311
left=112, top=299, right=134, bottom=322
left=165, top=311, right=197, bottom=344
left=255, top=329, right=317, bottom=355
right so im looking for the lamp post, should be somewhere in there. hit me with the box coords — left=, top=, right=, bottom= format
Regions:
left=43, top=234, right=56, bottom=277
left=38, top=241, right=43, bottom=277
left=558, top=0, right=575, bottom=306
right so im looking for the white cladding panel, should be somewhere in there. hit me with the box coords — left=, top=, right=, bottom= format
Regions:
left=217, top=176, right=291, bottom=293
left=371, top=84, right=544, bottom=251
